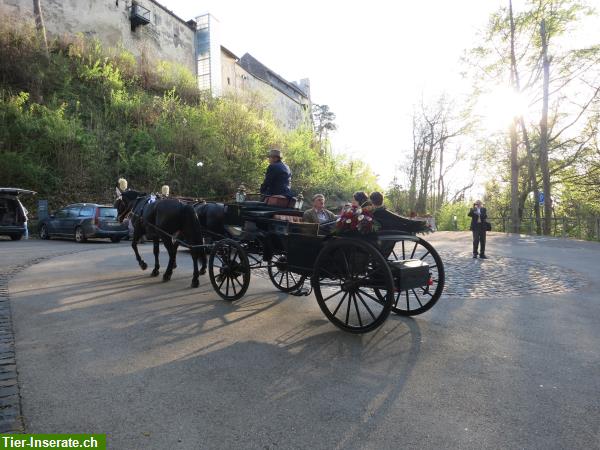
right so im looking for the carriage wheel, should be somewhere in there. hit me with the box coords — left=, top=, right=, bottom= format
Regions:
left=312, top=239, right=394, bottom=334
left=376, top=237, right=445, bottom=316
left=209, top=239, right=250, bottom=301
left=267, top=254, right=307, bottom=292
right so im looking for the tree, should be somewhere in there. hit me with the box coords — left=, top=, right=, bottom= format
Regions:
left=32, top=0, right=48, bottom=56
left=468, top=0, right=600, bottom=234
left=312, top=104, right=337, bottom=155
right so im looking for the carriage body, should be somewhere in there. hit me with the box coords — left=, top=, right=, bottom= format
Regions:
left=208, top=201, right=445, bottom=333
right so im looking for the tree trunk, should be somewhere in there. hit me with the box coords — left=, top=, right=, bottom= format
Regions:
left=508, top=0, right=520, bottom=233
left=32, top=0, right=49, bottom=55
left=510, top=119, right=520, bottom=233
left=540, top=19, right=552, bottom=235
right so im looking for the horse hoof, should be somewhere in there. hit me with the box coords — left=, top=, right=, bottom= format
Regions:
left=199, top=268, right=206, bottom=276
left=162, top=273, right=172, bottom=282
left=151, top=269, right=160, bottom=277
left=191, top=279, right=199, bottom=288
left=140, top=262, right=148, bottom=270
left=173, top=263, right=178, bottom=269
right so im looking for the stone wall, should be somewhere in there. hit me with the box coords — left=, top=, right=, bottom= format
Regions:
left=220, top=49, right=311, bottom=131
left=0, top=0, right=196, bottom=74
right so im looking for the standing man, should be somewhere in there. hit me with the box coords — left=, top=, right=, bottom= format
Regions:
left=468, top=200, right=488, bottom=259
left=303, top=194, right=336, bottom=223
left=260, top=149, right=292, bottom=199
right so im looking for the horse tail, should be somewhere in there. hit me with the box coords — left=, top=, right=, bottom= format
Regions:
left=182, top=203, right=204, bottom=245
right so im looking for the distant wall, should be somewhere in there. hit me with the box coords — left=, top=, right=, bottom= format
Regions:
left=0, top=0, right=196, bottom=74
left=220, top=50, right=310, bottom=131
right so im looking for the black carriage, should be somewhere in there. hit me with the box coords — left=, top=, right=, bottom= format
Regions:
left=207, top=202, right=445, bottom=334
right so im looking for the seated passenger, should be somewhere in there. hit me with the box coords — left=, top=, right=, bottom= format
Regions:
left=369, top=191, right=385, bottom=210
left=341, top=191, right=372, bottom=214
left=303, top=194, right=337, bottom=224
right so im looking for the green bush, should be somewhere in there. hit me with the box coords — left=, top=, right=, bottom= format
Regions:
left=0, top=25, right=380, bottom=212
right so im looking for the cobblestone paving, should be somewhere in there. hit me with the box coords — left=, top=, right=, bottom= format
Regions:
left=252, top=250, right=588, bottom=299
left=438, top=251, right=588, bottom=298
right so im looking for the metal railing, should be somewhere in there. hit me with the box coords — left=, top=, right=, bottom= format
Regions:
left=487, top=216, right=600, bottom=241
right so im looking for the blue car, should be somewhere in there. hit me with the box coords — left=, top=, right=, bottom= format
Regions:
left=38, top=203, right=128, bottom=243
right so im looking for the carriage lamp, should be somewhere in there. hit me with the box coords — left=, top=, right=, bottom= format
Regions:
left=295, top=192, right=304, bottom=210
left=236, top=184, right=247, bottom=203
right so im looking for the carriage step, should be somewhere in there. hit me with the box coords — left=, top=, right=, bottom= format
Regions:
left=389, top=259, right=431, bottom=291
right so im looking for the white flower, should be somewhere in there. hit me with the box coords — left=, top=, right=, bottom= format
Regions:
left=357, top=215, right=365, bottom=221
left=345, top=219, right=352, bottom=224
left=336, top=217, right=341, bottom=222
left=367, top=216, right=372, bottom=221
left=356, top=208, right=362, bottom=214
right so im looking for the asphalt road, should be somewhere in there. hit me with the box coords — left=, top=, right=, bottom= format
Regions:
left=5, top=233, right=600, bottom=449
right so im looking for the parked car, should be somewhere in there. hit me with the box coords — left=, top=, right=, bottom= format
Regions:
left=0, top=188, right=36, bottom=240
left=38, top=203, right=128, bottom=243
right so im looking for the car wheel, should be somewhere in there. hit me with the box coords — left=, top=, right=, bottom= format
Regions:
left=10, top=234, right=22, bottom=241
left=75, top=227, right=86, bottom=243
left=39, top=225, right=50, bottom=240
left=110, top=237, right=121, bottom=243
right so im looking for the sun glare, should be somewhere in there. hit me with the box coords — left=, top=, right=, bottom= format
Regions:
left=478, top=87, right=530, bottom=132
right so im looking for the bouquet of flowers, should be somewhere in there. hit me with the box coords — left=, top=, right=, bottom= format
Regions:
left=335, top=206, right=380, bottom=235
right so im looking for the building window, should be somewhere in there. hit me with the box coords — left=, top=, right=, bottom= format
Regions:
left=227, top=77, right=231, bottom=85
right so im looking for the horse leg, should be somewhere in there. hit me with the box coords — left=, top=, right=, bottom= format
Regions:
left=162, top=239, right=176, bottom=282
left=199, top=246, right=207, bottom=275
left=151, top=238, right=160, bottom=277
left=190, top=247, right=200, bottom=288
left=132, top=227, right=147, bottom=270
left=173, top=241, right=178, bottom=269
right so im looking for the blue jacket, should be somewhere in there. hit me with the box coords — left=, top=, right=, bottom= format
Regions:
left=260, top=161, right=293, bottom=197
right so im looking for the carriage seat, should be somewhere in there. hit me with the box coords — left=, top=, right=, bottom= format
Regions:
left=264, top=195, right=296, bottom=208
left=272, top=214, right=302, bottom=223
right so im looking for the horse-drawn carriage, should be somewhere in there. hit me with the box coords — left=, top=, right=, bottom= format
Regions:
left=205, top=201, right=445, bottom=334
left=115, top=191, right=445, bottom=334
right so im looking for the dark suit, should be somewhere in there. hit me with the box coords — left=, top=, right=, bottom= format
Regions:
left=468, top=207, right=487, bottom=256
left=260, top=161, right=292, bottom=197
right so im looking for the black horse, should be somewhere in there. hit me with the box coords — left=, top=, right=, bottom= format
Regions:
left=114, top=189, right=207, bottom=288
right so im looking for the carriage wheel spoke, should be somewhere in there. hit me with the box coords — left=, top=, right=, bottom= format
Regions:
left=353, top=294, right=363, bottom=327
left=356, top=291, right=376, bottom=321
left=419, top=251, right=430, bottom=260
left=357, top=288, right=383, bottom=304
left=231, top=276, right=238, bottom=295
left=402, top=241, right=405, bottom=259
left=341, top=250, right=352, bottom=278
left=217, top=274, right=226, bottom=291
left=392, top=249, right=398, bottom=261
left=406, top=291, right=410, bottom=310
left=225, top=277, right=230, bottom=297
left=323, top=289, right=344, bottom=302
left=345, top=294, right=352, bottom=325
left=410, top=241, right=417, bottom=259
left=233, top=275, right=244, bottom=289
left=285, top=272, right=290, bottom=287
left=277, top=272, right=285, bottom=286
left=331, top=292, right=348, bottom=316
left=411, top=289, right=423, bottom=307
left=394, top=290, right=401, bottom=308
left=289, top=272, right=298, bottom=286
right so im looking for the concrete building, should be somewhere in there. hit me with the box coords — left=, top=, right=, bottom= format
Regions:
left=0, top=1, right=311, bottom=130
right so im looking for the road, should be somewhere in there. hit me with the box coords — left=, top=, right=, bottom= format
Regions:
left=4, top=232, right=600, bottom=449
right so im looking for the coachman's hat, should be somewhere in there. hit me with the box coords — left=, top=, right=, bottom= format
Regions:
left=267, top=149, right=282, bottom=159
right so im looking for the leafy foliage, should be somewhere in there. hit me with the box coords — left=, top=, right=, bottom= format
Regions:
left=0, top=26, right=379, bottom=213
